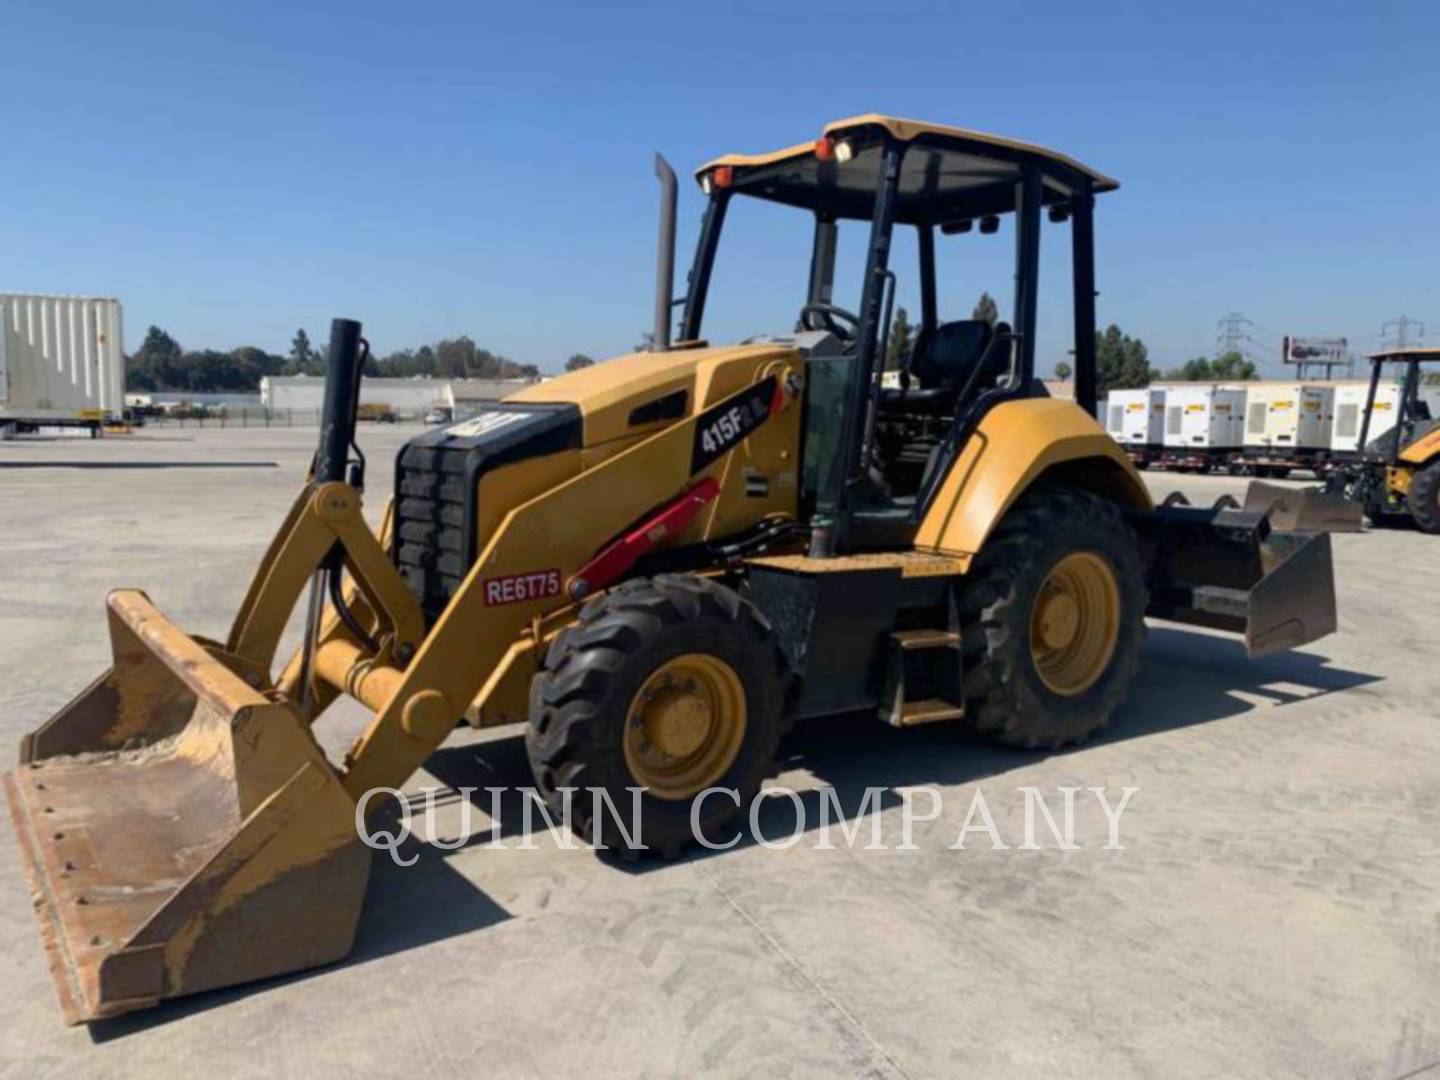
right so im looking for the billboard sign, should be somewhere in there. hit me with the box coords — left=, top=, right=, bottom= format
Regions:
left=1283, top=336, right=1348, bottom=365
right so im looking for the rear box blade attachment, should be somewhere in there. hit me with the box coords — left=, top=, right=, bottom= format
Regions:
left=1242, top=480, right=1365, bottom=533
left=1138, top=504, right=1338, bottom=659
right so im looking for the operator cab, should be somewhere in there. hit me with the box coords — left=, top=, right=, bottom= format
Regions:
left=673, top=115, right=1117, bottom=554
left=1359, top=348, right=1440, bottom=459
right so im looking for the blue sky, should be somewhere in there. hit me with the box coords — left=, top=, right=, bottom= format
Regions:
left=2, top=1, right=1436, bottom=375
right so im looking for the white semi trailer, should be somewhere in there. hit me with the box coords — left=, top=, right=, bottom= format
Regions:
left=0, top=294, right=124, bottom=436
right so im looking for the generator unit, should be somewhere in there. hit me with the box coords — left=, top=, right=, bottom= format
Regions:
left=1103, top=388, right=1166, bottom=467
left=1331, top=381, right=1402, bottom=457
left=1160, top=385, right=1246, bottom=471
left=1242, top=383, right=1334, bottom=476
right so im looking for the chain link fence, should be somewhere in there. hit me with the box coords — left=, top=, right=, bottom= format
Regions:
left=136, top=407, right=434, bottom=429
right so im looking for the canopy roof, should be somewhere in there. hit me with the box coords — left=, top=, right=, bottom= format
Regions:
left=1368, top=348, right=1440, bottom=361
left=696, top=114, right=1118, bottom=225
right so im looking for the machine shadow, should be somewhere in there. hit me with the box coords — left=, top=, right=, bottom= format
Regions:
left=89, top=625, right=1376, bottom=1040
left=87, top=822, right=510, bottom=1043
left=421, top=624, right=1379, bottom=869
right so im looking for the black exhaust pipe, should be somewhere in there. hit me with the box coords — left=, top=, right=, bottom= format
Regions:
left=653, top=154, right=677, bottom=351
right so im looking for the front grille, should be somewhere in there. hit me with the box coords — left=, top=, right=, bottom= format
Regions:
left=390, top=403, right=584, bottom=625
left=395, top=443, right=473, bottom=622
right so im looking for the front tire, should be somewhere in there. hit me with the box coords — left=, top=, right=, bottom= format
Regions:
left=958, top=486, right=1148, bottom=749
left=526, top=574, right=788, bottom=858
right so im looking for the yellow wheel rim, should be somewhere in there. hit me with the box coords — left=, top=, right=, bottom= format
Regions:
left=623, top=653, right=747, bottom=801
left=1029, top=552, right=1121, bottom=697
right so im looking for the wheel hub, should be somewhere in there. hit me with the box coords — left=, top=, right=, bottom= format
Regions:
left=624, top=654, right=746, bottom=800
left=1035, top=589, right=1081, bottom=650
left=640, top=681, right=711, bottom=759
left=1028, top=552, right=1121, bottom=697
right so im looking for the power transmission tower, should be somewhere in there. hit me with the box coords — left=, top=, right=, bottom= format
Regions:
left=1216, top=312, right=1256, bottom=359
left=1381, top=315, right=1425, bottom=352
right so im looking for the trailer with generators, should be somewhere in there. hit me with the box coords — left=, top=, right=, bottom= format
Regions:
left=1241, top=383, right=1334, bottom=477
left=1159, top=385, right=1245, bottom=472
left=1103, top=388, right=1166, bottom=467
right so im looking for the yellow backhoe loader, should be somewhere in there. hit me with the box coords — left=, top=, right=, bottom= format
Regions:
left=5, top=116, right=1339, bottom=1024
left=1322, top=348, right=1440, bottom=532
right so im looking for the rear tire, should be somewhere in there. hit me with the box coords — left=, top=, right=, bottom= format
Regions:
left=1409, top=461, right=1440, bottom=534
left=526, top=574, right=788, bottom=858
left=958, top=486, right=1148, bottom=749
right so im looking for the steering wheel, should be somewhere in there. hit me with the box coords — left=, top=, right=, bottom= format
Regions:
left=799, top=303, right=862, bottom=343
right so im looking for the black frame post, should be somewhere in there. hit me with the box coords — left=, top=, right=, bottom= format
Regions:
left=806, top=212, right=838, bottom=309
left=1357, top=356, right=1385, bottom=459
left=917, top=223, right=937, bottom=334
left=1397, top=359, right=1422, bottom=466
left=810, top=137, right=904, bottom=558
left=679, top=192, right=730, bottom=342
left=1012, top=167, right=1043, bottom=387
left=1070, top=179, right=1097, bottom=416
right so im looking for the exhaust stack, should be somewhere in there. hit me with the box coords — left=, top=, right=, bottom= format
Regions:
left=652, top=153, right=677, bottom=351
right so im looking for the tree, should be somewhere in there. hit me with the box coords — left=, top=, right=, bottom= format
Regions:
left=885, top=307, right=914, bottom=371
left=124, top=326, right=185, bottom=390
left=565, top=353, right=596, bottom=372
left=1168, top=351, right=1259, bottom=382
left=972, top=291, right=999, bottom=327
left=1096, top=324, right=1156, bottom=393
left=434, top=336, right=475, bottom=379
left=1210, top=351, right=1259, bottom=381
left=1053, top=361, right=1072, bottom=381
left=288, top=328, right=325, bottom=376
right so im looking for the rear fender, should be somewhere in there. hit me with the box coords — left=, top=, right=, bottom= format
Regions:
left=916, top=398, right=1151, bottom=560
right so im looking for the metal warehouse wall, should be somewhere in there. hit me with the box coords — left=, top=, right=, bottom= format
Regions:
left=0, top=294, right=124, bottom=414
left=263, top=376, right=457, bottom=413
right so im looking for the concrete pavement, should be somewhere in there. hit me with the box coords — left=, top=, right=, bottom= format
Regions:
left=0, top=427, right=1435, bottom=1079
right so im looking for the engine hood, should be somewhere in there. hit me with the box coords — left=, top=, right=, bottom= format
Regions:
left=504, top=343, right=799, bottom=446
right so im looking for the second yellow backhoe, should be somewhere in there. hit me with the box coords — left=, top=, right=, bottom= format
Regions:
left=5, top=115, right=1338, bottom=1024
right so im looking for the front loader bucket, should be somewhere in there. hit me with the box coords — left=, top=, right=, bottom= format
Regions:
left=1242, top=480, right=1365, bottom=533
left=4, top=590, right=370, bottom=1024
left=1136, top=503, right=1338, bottom=658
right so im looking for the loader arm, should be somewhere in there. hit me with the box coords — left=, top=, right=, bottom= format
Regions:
left=331, top=363, right=801, bottom=797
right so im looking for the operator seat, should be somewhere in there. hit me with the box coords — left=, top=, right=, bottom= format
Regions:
left=878, top=319, right=1006, bottom=416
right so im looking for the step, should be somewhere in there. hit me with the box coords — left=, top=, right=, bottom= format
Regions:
left=892, top=697, right=965, bottom=726
left=890, top=628, right=961, bottom=651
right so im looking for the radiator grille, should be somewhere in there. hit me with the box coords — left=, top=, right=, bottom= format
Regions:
left=395, top=443, right=473, bottom=622
left=390, top=403, right=583, bottom=624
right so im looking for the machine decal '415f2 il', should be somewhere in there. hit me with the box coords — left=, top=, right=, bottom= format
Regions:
left=691, top=375, right=778, bottom=474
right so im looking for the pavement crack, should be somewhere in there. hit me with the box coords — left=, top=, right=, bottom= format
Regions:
left=700, top=865, right=915, bottom=1080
